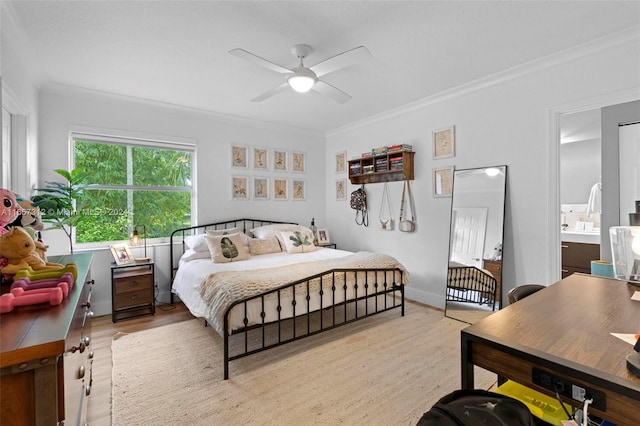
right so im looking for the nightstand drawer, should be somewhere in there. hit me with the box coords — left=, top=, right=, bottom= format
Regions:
left=114, top=274, right=153, bottom=294
left=114, top=288, right=153, bottom=309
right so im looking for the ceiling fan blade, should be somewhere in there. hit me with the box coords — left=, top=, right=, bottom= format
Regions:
left=310, top=46, right=371, bottom=78
left=251, top=82, right=290, bottom=102
left=312, top=80, right=351, bottom=104
left=229, top=48, right=292, bottom=74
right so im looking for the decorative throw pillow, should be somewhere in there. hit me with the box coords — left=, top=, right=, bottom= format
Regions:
left=248, top=237, right=282, bottom=255
left=207, top=227, right=250, bottom=246
left=278, top=230, right=317, bottom=254
left=205, top=232, right=250, bottom=263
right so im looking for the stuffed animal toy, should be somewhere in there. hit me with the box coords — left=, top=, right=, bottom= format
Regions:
left=7, top=197, right=44, bottom=230
left=0, top=227, right=63, bottom=275
left=0, top=189, right=20, bottom=235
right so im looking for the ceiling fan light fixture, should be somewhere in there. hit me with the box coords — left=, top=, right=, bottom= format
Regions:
left=287, top=68, right=316, bottom=93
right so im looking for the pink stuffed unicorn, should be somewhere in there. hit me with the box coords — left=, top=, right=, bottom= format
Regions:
left=0, top=189, right=20, bottom=235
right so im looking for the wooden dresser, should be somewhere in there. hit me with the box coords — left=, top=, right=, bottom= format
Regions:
left=482, top=259, right=502, bottom=304
left=0, top=253, right=94, bottom=426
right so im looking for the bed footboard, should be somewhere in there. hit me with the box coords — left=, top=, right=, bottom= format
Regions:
left=446, top=266, right=497, bottom=308
left=223, top=267, right=405, bottom=380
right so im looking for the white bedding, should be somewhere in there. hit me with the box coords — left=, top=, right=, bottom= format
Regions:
left=172, top=247, right=353, bottom=326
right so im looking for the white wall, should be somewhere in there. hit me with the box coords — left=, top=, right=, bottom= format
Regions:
left=325, top=33, right=640, bottom=308
left=1, top=3, right=42, bottom=194
left=37, top=85, right=326, bottom=315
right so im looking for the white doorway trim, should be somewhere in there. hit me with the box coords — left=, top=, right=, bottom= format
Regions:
left=547, top=87, right=640, bottom=284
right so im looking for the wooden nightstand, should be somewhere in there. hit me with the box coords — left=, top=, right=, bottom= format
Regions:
left=111, top=261, right=155, bottom=322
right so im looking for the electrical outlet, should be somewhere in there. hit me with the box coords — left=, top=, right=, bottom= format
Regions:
left=572, top=384, right=586, bottom=401
left=532, top=367, right=606, bottom=411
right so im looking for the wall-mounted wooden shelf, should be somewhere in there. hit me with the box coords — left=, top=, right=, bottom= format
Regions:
left=348, top=151, right=414, bottom=184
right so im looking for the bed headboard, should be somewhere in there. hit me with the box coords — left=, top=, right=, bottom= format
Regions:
left=169, top=218, right=297, bottom=302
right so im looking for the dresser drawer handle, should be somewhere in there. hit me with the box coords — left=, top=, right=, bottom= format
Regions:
left=561, top=245, right=569, bottom=249
left=129, top=281, right=138, bottom=287
left=129, top=295, right=138, bottom=301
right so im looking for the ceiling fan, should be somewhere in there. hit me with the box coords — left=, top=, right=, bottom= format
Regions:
left=229, top=44, right=370, bottom=104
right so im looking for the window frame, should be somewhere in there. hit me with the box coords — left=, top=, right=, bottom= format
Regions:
left=70, top=128, right=196, bottom=248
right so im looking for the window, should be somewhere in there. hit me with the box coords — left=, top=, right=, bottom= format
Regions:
left=73, top=133, right=194, bottom=244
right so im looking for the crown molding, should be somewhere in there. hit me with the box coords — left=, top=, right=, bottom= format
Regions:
left=327, top=25, right=640, bottom=138
left=42, top=82, right=325, bottom=138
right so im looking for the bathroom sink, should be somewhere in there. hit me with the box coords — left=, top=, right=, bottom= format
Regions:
left=561, top=230, right=600, bottom=244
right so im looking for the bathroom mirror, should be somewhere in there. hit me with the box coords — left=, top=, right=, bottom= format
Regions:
left=445, top=165, right=507, bottom=324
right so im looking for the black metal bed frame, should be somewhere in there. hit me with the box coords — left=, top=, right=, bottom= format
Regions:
left=446, top=266, right=497, bottom=309
left=169, top=218, right=406, bottom=380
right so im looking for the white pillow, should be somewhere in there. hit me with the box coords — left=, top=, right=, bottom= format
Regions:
left=250, top=223, right=300, bottom=239
left=249, top=237, right=282, bottom=255
left=278, top=230, right=317, bottom=254
left=205, top=232, right=250, bottom=263
left=181, top=248, right=211, bottom=262
left=184, top=234, right=209, bottom=252
left=207, top=227, right=250, bottom=246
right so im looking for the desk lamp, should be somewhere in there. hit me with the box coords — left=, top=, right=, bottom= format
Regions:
left=130, top=224, right=149, bottom=262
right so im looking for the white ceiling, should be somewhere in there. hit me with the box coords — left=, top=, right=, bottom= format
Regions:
left=6, top=1, right=640, bottom=133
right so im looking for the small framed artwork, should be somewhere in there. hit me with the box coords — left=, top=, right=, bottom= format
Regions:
left=253, top=147, right=269, bottom=171
left=273, top=149, right=288, bottom=172
left=231, top=145, right=248, bottom=168
left=433, top=126, right=455, bottom=159
left=336, top=179, right=347, bottom=200
left=317, top=228, right=330, bottom=244
left=433, top=166, right=454, bottom=197
left=335, top=151, right=347, bottom=174
left=231, top=176, right=249, bottom=200
left=253, top=176, right=269, bottom=200
left=292, top=179, right=305, bottom=200
left=273, top=178, right=288, bottom=200
left=110, top=243, right=134, bottom=265
left=292, top=151, right=305, bottom=173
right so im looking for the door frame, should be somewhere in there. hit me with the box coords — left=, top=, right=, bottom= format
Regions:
left=548, top=88, right=640, bottom=284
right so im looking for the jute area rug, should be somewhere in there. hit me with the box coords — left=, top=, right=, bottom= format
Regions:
left=111, top=302, right=496, bottom=425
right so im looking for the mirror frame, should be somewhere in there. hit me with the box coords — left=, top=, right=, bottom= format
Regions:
left=445, top=165, right=508, bottom=324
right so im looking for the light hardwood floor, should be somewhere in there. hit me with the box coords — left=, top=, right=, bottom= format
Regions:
left=87, top=302, right=194, bottom=426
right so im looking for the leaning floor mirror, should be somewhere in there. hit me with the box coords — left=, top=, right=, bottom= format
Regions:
left=445, top=165, right=507, bottom=324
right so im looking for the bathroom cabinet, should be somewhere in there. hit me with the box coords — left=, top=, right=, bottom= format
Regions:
left=561, top=241, right=600, bottom=278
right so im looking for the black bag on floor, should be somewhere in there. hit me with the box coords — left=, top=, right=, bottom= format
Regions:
left=416, top=389, right=536, bottom=426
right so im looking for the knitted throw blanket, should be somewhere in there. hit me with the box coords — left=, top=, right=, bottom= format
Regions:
left=198, top=251, right=408, bottom=334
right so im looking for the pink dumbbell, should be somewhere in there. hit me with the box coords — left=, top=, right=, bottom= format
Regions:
left=11, top=282, right=69, bottom=299
left=10, top=272, right=75, bottom=294
left=0, top=287, right=64, bottom=313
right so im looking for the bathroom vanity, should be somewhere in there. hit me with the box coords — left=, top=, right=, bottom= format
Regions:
left=561, top=232, right=600, bottom=278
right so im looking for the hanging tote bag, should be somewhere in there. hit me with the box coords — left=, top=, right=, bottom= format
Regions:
left=350, top=184, right=369, bottom=226
left=399, top=180, right=415, bottom=232
left=379, top=182, right=394, bottom=230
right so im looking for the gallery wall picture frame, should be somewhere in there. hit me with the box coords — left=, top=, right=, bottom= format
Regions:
left=231, top=175, right=249, bottom=200
left=273, top=178, right=288, bottom=200
left=336, top=179, right=347, bottom=200
left=335, top=151, right=347, bottom=174
left=253, top=176, right=270, bottom=200
left=433, top=126, right=456, bottom=159
left=292, top=151, right=306, bottom=173
left=253, top=147, right=269, bottom=171
left=231, top=144, right=248, bottom=168
left=292, top=179, right=305, bottom=200
left=317, top=228, right=330, bottom=244
left=433, top=166, right=454, bottom=197
left=273, top=149, right=288, bottom=172
left=110, top=243, right=134, bottom=265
